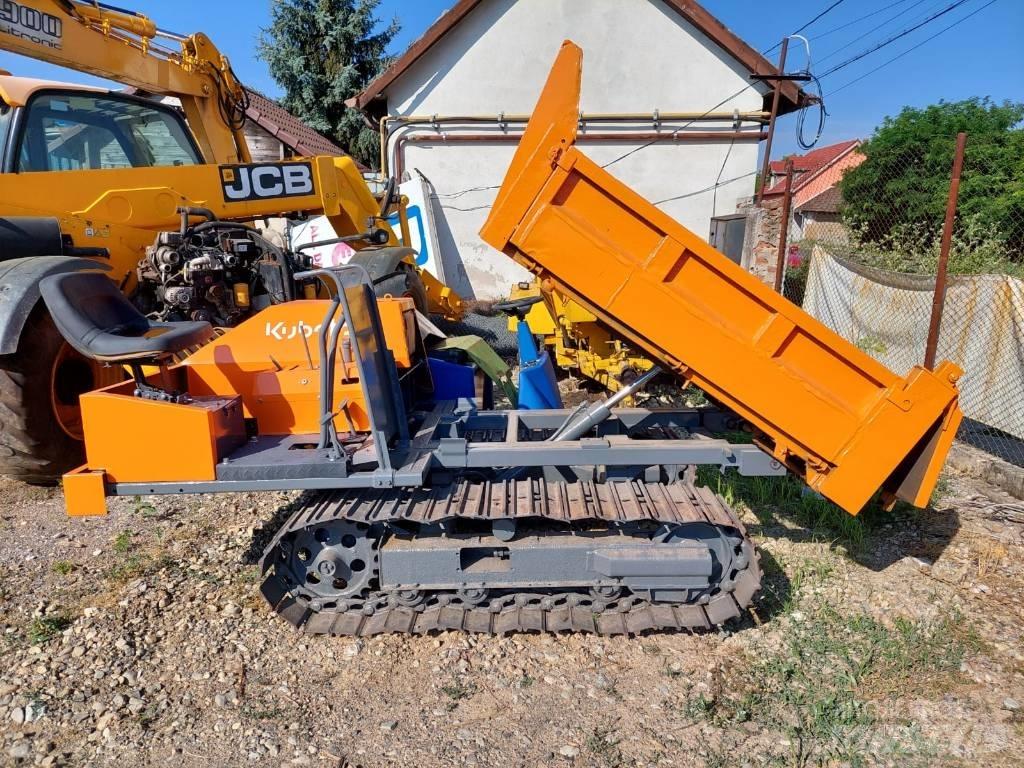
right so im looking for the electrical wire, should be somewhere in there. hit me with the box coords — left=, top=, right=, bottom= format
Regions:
left=762, top=0, right=850, bottom=55
left=797, top=74, right=828, bottom=149
left=711, top=138, right=735, bottom=215
left=818, top=0, right=973, bottom=78
left=781, top=35, right=827, bottom=150
left=434, top=200, right=494, bottom=213
left=813, top=0, right=939, bottom=64
left=429, top=163, right=760, bottom=212
left=653, top=172, right=758, bottom=206
left=808, top=0, right=921, bottom=41
left=431, top=185, right=501, bottom=199
left=825, top=0, right=1000, bottom=95
left=600, top=84, right=757, bottom=169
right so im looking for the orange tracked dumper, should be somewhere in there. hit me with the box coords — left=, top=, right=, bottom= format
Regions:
left=42, top=42, right=962, bottom=636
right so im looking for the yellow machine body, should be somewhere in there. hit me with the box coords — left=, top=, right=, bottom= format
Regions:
left=480, top=42, right=962, bottom=515
left=508, top=280, right=654, bottom=392
left=0, top=153, right=391, bottom=293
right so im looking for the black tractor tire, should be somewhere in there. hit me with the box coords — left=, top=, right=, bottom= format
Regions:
left=0, top=307, right=116, bottom=485
left=371, top=261, right=429, bottom=315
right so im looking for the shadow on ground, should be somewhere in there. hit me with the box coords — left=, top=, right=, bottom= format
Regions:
left=736, top=481, right=961, bottom=574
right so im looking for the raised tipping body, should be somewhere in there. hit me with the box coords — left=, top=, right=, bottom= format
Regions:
left=480, top=42, right=962, bottom=515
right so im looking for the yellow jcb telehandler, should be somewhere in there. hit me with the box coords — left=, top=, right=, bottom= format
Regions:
left=0, top=0, right=459, bottom=483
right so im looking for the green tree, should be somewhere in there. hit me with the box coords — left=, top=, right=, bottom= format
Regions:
left=840, top=98, right=1024, bottom=261
left=258, top=0, right=399, bottom=169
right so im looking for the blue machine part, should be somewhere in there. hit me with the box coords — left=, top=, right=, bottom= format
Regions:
left=428, top=357, right=477, bottom=401
left=516, top=319, right=563, bottom=410
left=386, top=205, right=429, bottom=266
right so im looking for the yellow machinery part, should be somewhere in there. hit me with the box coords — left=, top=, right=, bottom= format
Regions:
left=480, top=41, right=963, bottom=516
left=419, top=266, right=465, bottom=321
left=508, top=280, right=652, bottom=392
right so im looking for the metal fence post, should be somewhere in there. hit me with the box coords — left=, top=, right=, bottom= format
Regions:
left=773, top=159, right=795, bottom=293
left=924, top=132, right=967, bottom=370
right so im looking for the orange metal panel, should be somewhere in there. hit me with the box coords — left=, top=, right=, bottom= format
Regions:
left=481, top=42, right=963, bottom=515
left=248, top=373, right=372, bottom=435
left=79, top=382, right=244, bottom=483
left=62, top=466, right=108, bottom=517
left=183, top=298, right=415, bottom=435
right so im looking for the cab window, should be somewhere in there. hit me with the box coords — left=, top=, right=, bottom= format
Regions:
left=16, top=92, right=202, bottom=172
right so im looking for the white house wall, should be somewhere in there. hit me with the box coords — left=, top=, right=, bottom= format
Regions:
left=384, top=0, right=768, bottom=298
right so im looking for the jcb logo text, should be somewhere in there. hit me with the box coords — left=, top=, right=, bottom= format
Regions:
left=221, top=163, right=315, bottom=202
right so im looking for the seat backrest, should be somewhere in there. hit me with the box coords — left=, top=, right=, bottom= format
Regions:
left=39, top=271, right=150, bottom=358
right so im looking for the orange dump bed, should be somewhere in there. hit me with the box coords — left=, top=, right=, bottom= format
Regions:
left=480, top=42, right=963, bottom=515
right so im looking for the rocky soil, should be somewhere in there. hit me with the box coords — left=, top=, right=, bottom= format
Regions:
left=0, top=466, right=1022, bottom=767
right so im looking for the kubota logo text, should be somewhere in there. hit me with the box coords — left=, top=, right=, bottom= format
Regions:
left=221, top=163, right=314, bottom=202
left=265, top=321, right=337, bottom=341
left=0, top=1, right=62, bottom=49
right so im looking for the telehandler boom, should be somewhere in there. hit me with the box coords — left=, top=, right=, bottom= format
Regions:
left=0, top=0, right=458, bottom=484
left=38, top=42, right=962, bottom=637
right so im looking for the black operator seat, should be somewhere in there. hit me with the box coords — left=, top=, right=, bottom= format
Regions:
left=39, top=271, right=213, bottom=363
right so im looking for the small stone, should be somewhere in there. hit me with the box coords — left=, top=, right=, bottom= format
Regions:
left=342, top=641, right=363, bottom=659
left=9, top=706, right=24, bottom=724
left=558, top=745, right=580, bottom=758
left=380, top=720, right=398, bottom=732
left=112, top=694, right=126, bottom=710
left=127, top=697, right=145, bottom=714
left=221, top=603, right=240, bottom=617
left=1004, top=698, right=1020, bottom=711
left=214, top=694, right=227, bottom=707
left=8, top=741, right=31, bottom=760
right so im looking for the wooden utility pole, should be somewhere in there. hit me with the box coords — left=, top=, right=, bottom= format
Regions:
left=756, top=37, right=789, bottom=204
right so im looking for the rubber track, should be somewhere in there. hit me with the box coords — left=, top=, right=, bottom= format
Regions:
left=259, top=479, right=760, bottom=636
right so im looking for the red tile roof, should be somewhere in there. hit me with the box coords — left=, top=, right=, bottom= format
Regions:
left=347, top=0, right=813, bottom=115
left=762, top=139, right=860, bottom=197
left=125, top=85, right=361, bottom=167
left=244, top=89, right=350, bottom=159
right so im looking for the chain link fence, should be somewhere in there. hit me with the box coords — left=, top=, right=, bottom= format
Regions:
left=778, top=132, right=1024, bottom=467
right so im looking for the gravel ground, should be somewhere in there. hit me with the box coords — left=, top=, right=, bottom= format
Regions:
left=0, top=465, right=1022, bottom=767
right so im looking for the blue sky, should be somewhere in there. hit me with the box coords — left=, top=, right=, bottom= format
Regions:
left=0, top=0, right=1019, bottom=159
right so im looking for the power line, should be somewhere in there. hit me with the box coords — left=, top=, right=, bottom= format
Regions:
left=763, top=0, right=850, bottom=55
left=813, top=0, right=938, bottom=64
left=825, top=0, right=1000, bottom=96
left=809, top=0, right=921, bottom=41
left=818, top=0, right=973, bottom=78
